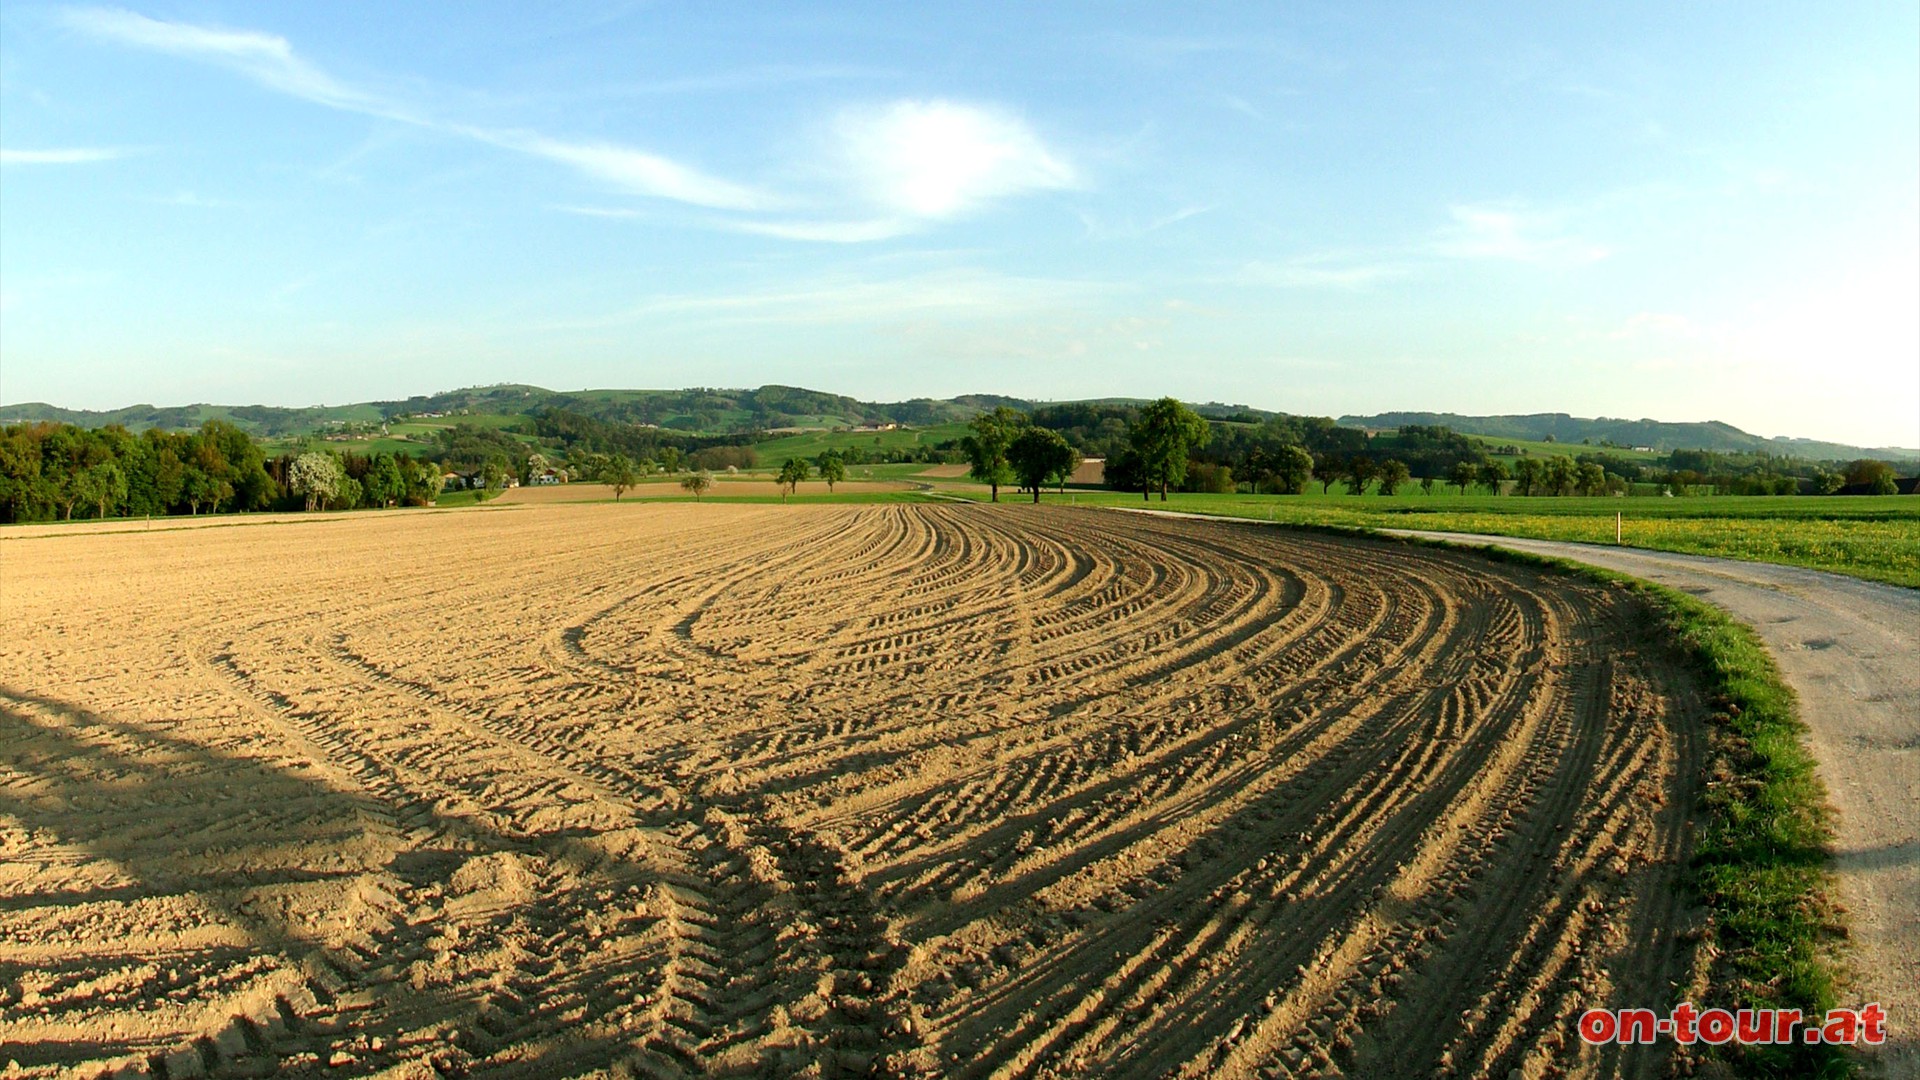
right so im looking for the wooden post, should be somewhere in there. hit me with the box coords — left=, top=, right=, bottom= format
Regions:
left=1616, top=511, right=1622, bottom=544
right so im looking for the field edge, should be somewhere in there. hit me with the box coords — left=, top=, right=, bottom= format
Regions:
left=1323, top=522, right=1852, bottom=1079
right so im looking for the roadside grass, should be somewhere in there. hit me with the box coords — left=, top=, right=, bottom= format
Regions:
left=940, top=488, right=1920, bottom=587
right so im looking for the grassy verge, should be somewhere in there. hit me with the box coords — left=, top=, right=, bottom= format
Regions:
left=937, top=488, right=1920, bottom=587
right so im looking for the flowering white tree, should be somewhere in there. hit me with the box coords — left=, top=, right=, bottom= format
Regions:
left=289, top=452, right=343, bottom=512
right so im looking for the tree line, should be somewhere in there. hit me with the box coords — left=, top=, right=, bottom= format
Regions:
left=6, top=402, right=1907, bottom=524
left=0, top=420, right=449, bottom=523
left=2, top=420, right=274, bottom=523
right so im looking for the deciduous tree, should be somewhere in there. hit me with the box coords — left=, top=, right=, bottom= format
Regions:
left=777, top=457, right=810, bottom=502
left=1346, top=456, right=1376, bottom=495
left=604, top=455, right=640, bottom=500
left=1130, top=398, right=1210, bottom=501
left=364, top=453, right=405, bottom=508
left=963, top=406, right=1024, bottom=502
left=1008, top=427, right=1075, bottom=503
left=1271, top=444, right=1314, bottom=495
left=1314, top=454, right=1343, bottom=495
left=289, top=452, right=343, bottom=512
left=479, top=460, right=509, bottom=501
left=1448, top=460, right=1476, bottom=495
left=1377, top=459, right=1410, bottom=496
left=815, top=450, right=847, bottom=493
left=1512, top=457, right=1543, bottom=497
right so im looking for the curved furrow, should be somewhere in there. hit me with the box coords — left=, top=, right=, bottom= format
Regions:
left=0, top=503, right=1708, bottom=1080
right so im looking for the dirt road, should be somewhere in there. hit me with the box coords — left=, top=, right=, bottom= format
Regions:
left=1385, top=529, right=1920, bottom=1078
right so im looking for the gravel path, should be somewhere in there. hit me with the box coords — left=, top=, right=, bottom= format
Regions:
left=1384, top=530, right=1919, bottom=1077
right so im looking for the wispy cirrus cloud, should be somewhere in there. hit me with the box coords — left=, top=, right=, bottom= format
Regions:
left=1076, top=203, right=1211, bottom=241
left=461, top=128, right=776, bottom=211
left=58, top=7, right=774, bottom=211
left=59, top=7, right=407, bottom=118
left=728, top=218, right=915, bottom=243
left=0, top=146, right=131, bottom=165
left=57, top=9, right=1080, bottom=239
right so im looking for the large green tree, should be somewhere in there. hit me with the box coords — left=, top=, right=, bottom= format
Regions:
left=1270, top=444, right=1314, bottom=495
left=962, top=406, right=1024, bottom=502
left=1313, top=454, right=1343, bottom=495
left=604, top=454, right=640, bottom=500
left=1477, top=460, right=1509, bottom=495
left=1512, top=457, right=1543, bottom=496
left=1376, top=459, right=1410, bottom=496
left=365, top=453, right=405, bottom=508
left=815, top=450, right=847, bottom=493
left=1129, top=397, right=1210, bottom=501
left=1544, top=456, right=1577, bottom=496
left=1448, top=460, right=1477, bottom=495
left=1007, top=427, right=1076, bottom=503
left=1345, top=456, right=1376, bottom=495
left=1575, top=462, right=1607, bottom=497
left=777, top=457, right=810, bottom=502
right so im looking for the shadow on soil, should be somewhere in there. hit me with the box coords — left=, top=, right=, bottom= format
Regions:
left=0, top=686, right=665, bottom=1076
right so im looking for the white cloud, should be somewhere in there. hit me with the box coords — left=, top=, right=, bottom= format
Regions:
left=60, top=7, right=766, bottom=210
left=0, top=146, right=129, bottom=165
left=1076, top=204, right=1211, bottom=241
left=58, top=12, right=1081, bottom=241
left=835, top=100, right=1076, bottom=218
left=465, top=128, right=774, bottom=211
left=60, top=7, right=403, bottom=118
left=1434, top=204, right=1610, bottom=265
left=729, top=218, right=915, bottom=243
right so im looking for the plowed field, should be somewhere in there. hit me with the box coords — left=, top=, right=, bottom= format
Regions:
left=0, top=504, right=1704, bottom=1079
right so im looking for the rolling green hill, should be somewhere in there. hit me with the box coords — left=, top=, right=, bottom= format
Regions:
left=1341, top=410, right=1919, bottom=462
left=6, top=385, right=1910, bottom=465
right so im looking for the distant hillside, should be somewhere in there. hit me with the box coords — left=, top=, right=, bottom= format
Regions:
left=0, top=400, right=386, bottom=436
left=7, top=388, right=1904, bottom=462
left=1340, top=411, right=1918, bottom=463
left=0, top=385, right=991, bottom=437
left=0, top=384, right=1281, bottom=440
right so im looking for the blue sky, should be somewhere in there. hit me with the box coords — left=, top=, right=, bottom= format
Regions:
left=2, top=3, right=1916, bottom=447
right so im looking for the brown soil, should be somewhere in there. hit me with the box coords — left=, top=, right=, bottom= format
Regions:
left=0, top=504, right=1704, bottom=1078
left=1066, top=458, right=1105, bottom=485
left=501, top=480, right=910, bottom=503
